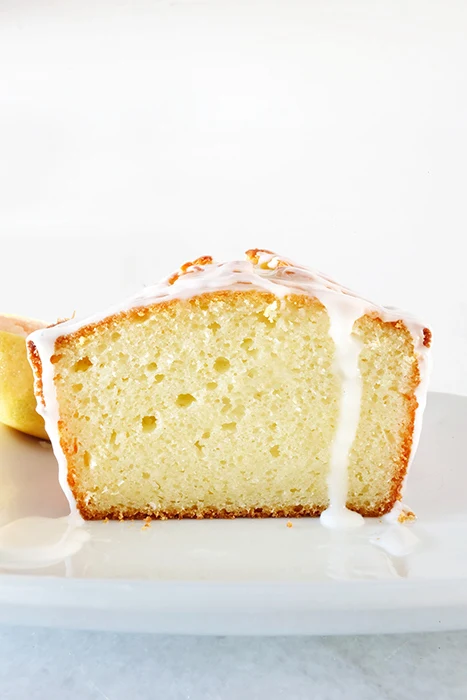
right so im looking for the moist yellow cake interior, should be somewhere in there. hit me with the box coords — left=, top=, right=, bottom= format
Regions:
left=50, top=291, right=419, bottom=518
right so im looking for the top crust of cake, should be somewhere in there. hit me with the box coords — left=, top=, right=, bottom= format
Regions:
left=29, top=249, right=432, bottom=349
left=28, top=250, right=430, bottom=410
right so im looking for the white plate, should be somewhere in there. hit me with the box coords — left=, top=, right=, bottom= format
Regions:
left=0, top=392, right=466, bottom=635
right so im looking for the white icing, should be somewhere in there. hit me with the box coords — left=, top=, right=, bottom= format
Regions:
left=27, top=251, right=431, bottom=525
left=32, top=328, right=79, bottom=516
left=0, top=515, right=89, bottom=569
left=319, top=297, right=364, bottom=529
left=370, top=525, right=419, bottom=557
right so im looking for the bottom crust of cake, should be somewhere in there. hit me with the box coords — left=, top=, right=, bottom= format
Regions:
left=78, top=501, right=396, bottom=521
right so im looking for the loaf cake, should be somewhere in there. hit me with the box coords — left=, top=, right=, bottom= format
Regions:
left=27, top=250, right=431, bottom=525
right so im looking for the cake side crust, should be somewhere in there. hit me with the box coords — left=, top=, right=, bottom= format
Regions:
left=381, top=324, right=420, bottom=508
left=27, top=339, right=45, bottom=407
left=348, top=313, right=423, bottom=516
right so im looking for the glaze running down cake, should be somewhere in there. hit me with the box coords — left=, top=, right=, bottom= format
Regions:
left=27, top=250, right=431, bottom=525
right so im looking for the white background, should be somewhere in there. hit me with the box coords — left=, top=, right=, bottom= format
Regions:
left=0, top=0, right=466, bottom=397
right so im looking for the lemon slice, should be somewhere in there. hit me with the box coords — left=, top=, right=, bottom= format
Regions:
left=0, top=314, right=49, bottom=440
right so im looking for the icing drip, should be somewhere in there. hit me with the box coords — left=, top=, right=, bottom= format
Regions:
left=319, top=300, right=364, bottom=529
left=370, top=525, right=419, bottom=557
left=27, top=250, right=431, bottom=525
left=34, top=332, right=78, bottom=516
left=0, top=516, right=89, bottom=569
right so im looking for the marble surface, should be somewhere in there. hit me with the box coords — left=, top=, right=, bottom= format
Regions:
left=0, top=628, right=466, bottom=699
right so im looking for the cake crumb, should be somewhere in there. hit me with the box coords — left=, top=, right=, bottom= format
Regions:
left=103, top=518, right=109, bottom=524
left=55, top=310, right=76, bottom=325
left=398, top=508, right=416, bottom=523
left=141, top=517, right=151, bottom=531
left=286, top=520, right=293, bottom=528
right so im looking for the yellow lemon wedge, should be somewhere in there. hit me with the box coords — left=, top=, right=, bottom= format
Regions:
left=0, top=314, right=49, bottom=440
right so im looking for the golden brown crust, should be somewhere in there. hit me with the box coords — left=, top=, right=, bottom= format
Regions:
left=76, top=502, right=397, bottom=520
left=80, top=504, right=324, bottom=520
left=389, top=326, right=422, bottom=506
left=168, top=255, right=214, bottom=285
left=26, top=340, right=45, bottom=407
left=423, top=327, right=432, bottom=348
left=54, top=290, right=325, bottom=350
left=245, top=248, right=291, bottom=267
left=384, top=379, right=417, bottom=508
left=166, top=249, right=291, bottom=287
left=245, top=247, right=276, bottom=258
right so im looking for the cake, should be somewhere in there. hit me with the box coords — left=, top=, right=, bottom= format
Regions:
left=27, top=249, right=431, bottom=525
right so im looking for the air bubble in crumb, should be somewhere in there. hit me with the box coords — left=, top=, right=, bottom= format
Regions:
left=214, top=357, right=230, bottom=373
left=142, top=415, right=157, bottom=432
left=176, top=393, right=196, bottom=407
left=73, top=357, right=93, bottom=372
